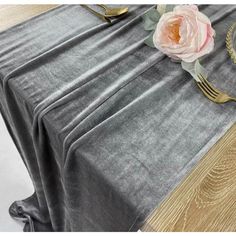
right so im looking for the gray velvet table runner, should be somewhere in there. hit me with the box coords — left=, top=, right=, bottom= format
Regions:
left=0, top=5, right=236, bottom=231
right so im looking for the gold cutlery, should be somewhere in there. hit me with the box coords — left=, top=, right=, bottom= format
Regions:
left=97, top=4, right=128, bottom=17
left=196, top=74, right=236, bottom=103
left=81, top=4, right=111, bottom=23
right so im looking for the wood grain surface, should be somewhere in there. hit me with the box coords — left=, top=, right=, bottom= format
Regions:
left=0, top=5, right=58, bottom=32
left=1, top=5, right=236, bottom=232
left=142, top=124, right=236, bottom=232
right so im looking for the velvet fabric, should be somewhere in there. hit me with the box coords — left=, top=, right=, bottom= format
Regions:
left=0, top=5, right=236, bottom=231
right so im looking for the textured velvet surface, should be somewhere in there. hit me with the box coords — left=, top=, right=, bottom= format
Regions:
left=0, top=5, right=236, bottom=232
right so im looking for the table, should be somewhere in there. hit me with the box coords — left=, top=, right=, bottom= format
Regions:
left=0, top=4, right=236, bottom=232
left=142, top=124, right=236, bottom=231
left=0, top=5, right=58, bottom=32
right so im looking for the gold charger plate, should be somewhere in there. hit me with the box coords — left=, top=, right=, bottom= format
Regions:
left=226, top=22, right=236, bottom=64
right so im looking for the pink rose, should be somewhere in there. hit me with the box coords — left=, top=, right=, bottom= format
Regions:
left=153, top=5, right=215, bottom=63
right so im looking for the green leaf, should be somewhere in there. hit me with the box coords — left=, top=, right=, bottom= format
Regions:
left=165, top=5, right=175, bottom=13
left=181, top=60, right=208, bottom=81
left=142, top=8, right=161, bottom=31
left=156, top=4, right=175, bottom=15
left=144, top=32, right=155, bottom=48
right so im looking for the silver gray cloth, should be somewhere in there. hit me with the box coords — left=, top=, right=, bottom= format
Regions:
left=0, top=4, right=236, bottom=232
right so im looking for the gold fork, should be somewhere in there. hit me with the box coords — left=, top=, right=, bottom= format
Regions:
left=196, top=74, right=236, bottom=103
